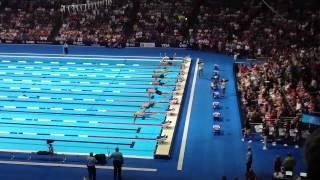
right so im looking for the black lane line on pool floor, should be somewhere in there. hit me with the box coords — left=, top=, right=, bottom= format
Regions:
left=0, top=89, right=156, bottom=98
left=0, top=97, right=166, bottom=109
left=0, top=77, right=177, bottom=84
left=0, top=109, right=163, bottom=119
left=0, top=117, right=163, bottom=127
left=0, top=65, right=179, bottom=72
left=0, top=122, right=139, bottom=132
left=0, top=69, right=179, bottom=82
left=0, top=87, right=173, bottom=97
left=0, top=131, right=156, bottom=141
left=0, top=71, right=178, bottom=80
left=0, top=75, right=177, bottom=82
left=0, top=63, right=181, bottom=70
left=0, top=136, right=135, bottom=147
left=0, top=69, right=174, bottom=76
left=0, top=62, right=181, bottom=70
left=0, top=79, right=176, bottom=88
left=0, top=103, right=168, bottom=114
left=0, top=60, right=181, bottom=67
left=0, top=85, right=173, bottom=94
left=0, top=117, right=163, bottom=126
left=0, top=95, right=169, bottom=104
left=0, top=65, right=180, bottom=72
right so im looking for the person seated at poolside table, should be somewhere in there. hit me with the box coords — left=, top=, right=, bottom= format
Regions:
left=212, top=101, right=220, bottom=109
left=141, top=101, right=156, bottom=111
left=211, top=71, right=220, bottom=83
left=133, top=111, right=160, bottom=124
left=211, top=81, right=219, bottom=91
left=151, top=80, right=167, bottom=86
left=213, top=112, right=221, bottom=121
left=156, top=135, right=168, bottom=143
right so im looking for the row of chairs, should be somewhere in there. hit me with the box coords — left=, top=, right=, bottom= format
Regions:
left=212, top=65, right=222, bottom=135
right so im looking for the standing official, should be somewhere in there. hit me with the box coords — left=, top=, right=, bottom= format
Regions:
left=87, top=152, right=97, bottom=180
left=63, top=42, right=69, bottom=54
left=108, top=147, right=124, bottom=180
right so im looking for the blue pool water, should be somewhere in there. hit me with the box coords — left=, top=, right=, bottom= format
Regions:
left=0, top=54, right=182, bottom=158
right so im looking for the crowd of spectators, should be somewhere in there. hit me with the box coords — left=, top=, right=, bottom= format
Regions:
left=235, top=0, right=320, bottom=147
left=0, top=0, right=61, bottom=42
left=127, top=0, right=192, bottom=46
left=191, top=0, right=320, bottom=57
left=56, top=0, right=131, bottom=47
left=0, top=0, right=319, bottom=52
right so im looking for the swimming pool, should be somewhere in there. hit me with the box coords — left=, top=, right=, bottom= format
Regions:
left=0, top=54, right=183, bottom=158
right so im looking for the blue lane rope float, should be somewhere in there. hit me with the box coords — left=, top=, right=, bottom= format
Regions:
left=0, top=108, right=163, bottom=119
left=98, top=121, right=165, bottom=126
left=0, top=86, right=174, bottom=96
left=0, top=66, right=180, bottom=73
left=0, top=60, right=181, bottom=67
left=0, top=89, right=158, bottom=98
left=0, top=59, right=156, bottom=64
left=2, top=78, right=176, bottom=89
left=0, top=104, right=169, bottom=114
left=0, top=95, right=169, bottom=104
left=0, top=141, right=131, bottom=150
left=0, top=74, right=177, bottom=80
left=0, top=65, right=179, bottom=72
left=0, top=76, right=177, bottom=83
left=112, top=100, right=169, bottom=103
left=0, top=97, right=164, bottom=108
left=0, top=76, right=177, bottom=87
left=0, top=117, right=164, bottom=127
left=0, top=136, right=135, bottom=147
left=0, top=70, right=174, bottom=76
left=0, top=131, right=158, bottom=141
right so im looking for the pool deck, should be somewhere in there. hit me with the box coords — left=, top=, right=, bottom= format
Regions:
left=154, top=57, right=191, bottom=159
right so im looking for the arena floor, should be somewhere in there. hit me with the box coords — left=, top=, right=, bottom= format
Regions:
left=0, top=44, right=305, bottom=180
